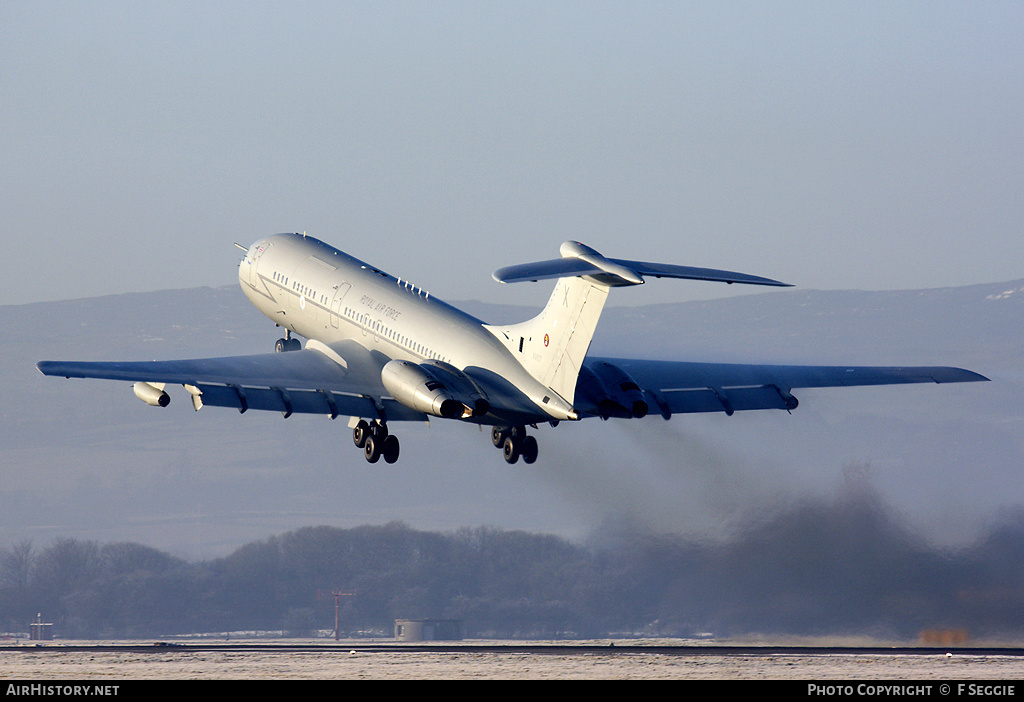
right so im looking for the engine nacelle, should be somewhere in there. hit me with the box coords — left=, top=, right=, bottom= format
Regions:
left=419, top=360, right=490, bottom=417
left=133, top=381, right=170, bottom=407
left=577, top=362, right=648, bottom=419
left=381, top=360, right=488, bottom=419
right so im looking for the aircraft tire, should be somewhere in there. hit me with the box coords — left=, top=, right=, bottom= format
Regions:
left=275, top=337, right=301, bottom=352
left=521, top=435, right=538, bottom=464
left=491, top=427, right=508, bottom=448
left=502, top=435, right=520, bottom=464
left=364, top=435, right=381, bottom=463
left=382, top=435, right=400, bottom=464
left=353, top=420, right=370, bottom=448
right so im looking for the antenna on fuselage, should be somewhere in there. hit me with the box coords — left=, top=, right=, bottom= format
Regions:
left=233, top=242, right=248, bottom=251
left=397, top=276, right=430, bottom=300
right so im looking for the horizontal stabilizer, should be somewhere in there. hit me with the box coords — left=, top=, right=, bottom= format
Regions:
left=493, top=241, right=790, bottom=288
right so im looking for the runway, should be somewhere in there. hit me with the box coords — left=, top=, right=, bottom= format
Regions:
left=3, top=640, right=1024, bottom=680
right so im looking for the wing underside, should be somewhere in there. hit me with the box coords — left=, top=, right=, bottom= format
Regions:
left=37, top=342, right=428, bottom=422
left=38, top=345, right=988, bottom=424
left=579, top=357, right=989, bottom=418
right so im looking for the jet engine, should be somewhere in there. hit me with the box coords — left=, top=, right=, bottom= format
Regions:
left=381, top=360, right=488, bottom=419
left=576, top=362, right=648, bottom=419
left=133, top=381, right=169, bottom=407
left=419, top=360, right=490, bottom=417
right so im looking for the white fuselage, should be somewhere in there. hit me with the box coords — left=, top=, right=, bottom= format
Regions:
left=237, top=233, right=575, bottom=423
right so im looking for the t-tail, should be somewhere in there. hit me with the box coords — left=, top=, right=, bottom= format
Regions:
left=485, top=241, right=791, bottom=410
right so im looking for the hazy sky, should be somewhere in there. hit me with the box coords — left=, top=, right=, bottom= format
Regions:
left=3, top=1, right=1022, bottom=308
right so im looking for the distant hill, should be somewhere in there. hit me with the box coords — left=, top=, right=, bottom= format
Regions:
left=1, top=280, right=1020, bottom=557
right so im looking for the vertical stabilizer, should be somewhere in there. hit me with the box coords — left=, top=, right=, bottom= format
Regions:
left=485, top=276, right=610, bottom=406
left=485, top=241, right=641, bottom=406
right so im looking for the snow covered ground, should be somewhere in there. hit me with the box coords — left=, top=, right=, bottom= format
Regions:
left=2, top=640, right=1024, bottom=680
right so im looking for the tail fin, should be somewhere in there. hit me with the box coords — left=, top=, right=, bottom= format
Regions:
left=485, top=241, right=790, bottom=408
left=485, top=274, right=611, bottom=407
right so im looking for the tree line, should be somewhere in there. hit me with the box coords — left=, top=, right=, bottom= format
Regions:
left=3, top=484, right=1024, bottom=640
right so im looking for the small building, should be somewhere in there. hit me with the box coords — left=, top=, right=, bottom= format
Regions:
left=394, top=619, right=463, bottom=641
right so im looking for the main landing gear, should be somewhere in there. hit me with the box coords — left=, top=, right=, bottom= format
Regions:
left=353, top=419, right=400, bottom=464
left=491, top=426, right=538, bottom=465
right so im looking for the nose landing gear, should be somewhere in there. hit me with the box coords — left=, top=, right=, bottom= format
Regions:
left=491, top=426, right=538, bottom=464
left=275, top=330, right=301, bottom=352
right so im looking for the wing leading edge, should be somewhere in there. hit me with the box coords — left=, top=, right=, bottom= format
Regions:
left=577, top=357, right=989, bottom=419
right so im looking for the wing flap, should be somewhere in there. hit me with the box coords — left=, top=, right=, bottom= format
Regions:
left=194, top=383, right=425, bottom=420
left=654, top=385, right=795, bottom=416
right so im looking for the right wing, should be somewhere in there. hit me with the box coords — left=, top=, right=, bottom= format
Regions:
left=577, top=357, right=989, bottom=419
left=37, top=340, right=427, bottom=421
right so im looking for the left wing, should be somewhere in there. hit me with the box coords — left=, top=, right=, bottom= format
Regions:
left=37, top=340, right=427, bottom=421
left=576, top=357, right=989, bottom=419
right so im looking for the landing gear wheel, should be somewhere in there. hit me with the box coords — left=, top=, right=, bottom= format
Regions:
left=382, top=435, right=400, bottom=464
left=364, top=435, right=381, bottom=463
left=491, top=427, right=509, bottom=448
left=496, top=426, right=538, bottom=465
left=502, top=435, right=520, bottom=464
left=521, top=435, right=539, bottom=464
left=359, top=420, right=397, bottom=464
left=274, top=337, right=301, bottom=352
left=352, top=420, right=371, bottom=448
